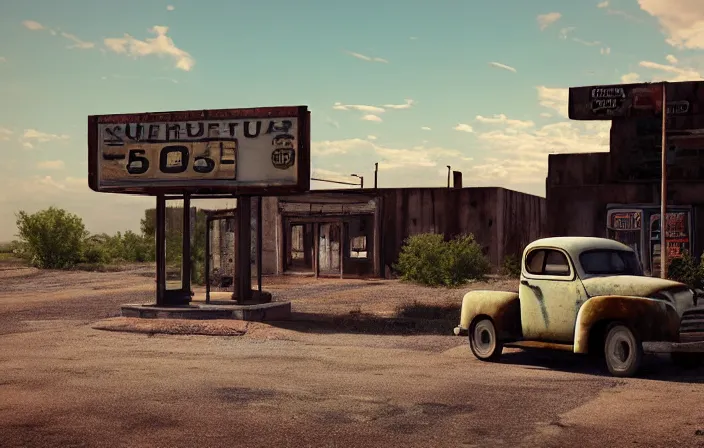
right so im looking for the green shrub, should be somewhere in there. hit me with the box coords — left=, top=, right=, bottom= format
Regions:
left=500, top=254, right=521, bottom=278
left=394, top=233, right=490, bottom=287
left=82, top=241, right=110, bottom=264
left=668, top=251, right=704, bottom=289
left=15, top=207, right=88, bottom=269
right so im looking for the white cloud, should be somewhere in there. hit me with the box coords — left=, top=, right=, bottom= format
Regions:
left=536, top=86, right=569, bottom=117
left=410, top=36, right=418, bottom=40
left=637, top=0, right=704, bottom=49
left=333, top=102, right=385, bottom=113
left=457, top=86, right=610, bottom=189
left=0, top=56, right=6, bottom=63
left=619, top=56, right=704, bottom=83
left=332, top=99, right=414, bottom=121
left=537, top=12, right=562, bottom=30
left=540, top=112, right=553, bottom=118
left=638, top=59, right=704, bottom=81
left=366, top=135, right=377, bottom=140
left=20, top=129, right=70, bottom=149
left=0, top=128, right=12, bottom=140
left=361, top=114, right=383, bottom=122
left=383, top=99, right=414, bottom=109
left=477, top=122, right=609, bottom=161
left=598, top=1, right=609, bottom=7
left=454, top=123, right=474, bottom=133
left=601, top=47, right=611, bottom=55
left=310, top=88, right=610, bottom=195
left=104, top=25, right=194, bottom=71
left=573, top=38, right=601, bottom=46
left=621, top=72, right=641, bottom=83
left=37, top=160, right=65, bottom=170
left=167, top=5, right=175, bottom=11
left=345, top=51, right=388, bottom=63
left=312, top=138, right=463, bottom=171
left=22, top=20, right=45, bottom=31
left=489, top=62, right=517, bottom=73
left=559, top=27, right=576, bottom=39
left=421, top=126, right=432, bottom=131
left=61, top=32, right=95, bottom=49
left=605, top=8, right=644, bottom=22
left=476, top=114, right=534, bottom=128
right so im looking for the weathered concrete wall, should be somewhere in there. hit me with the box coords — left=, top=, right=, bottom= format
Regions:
left=260, top=197, right=279, bottom=275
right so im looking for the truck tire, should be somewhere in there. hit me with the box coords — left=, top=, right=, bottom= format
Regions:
left=469, top=317, right=503, bottom=362
left=604, top=323, right=643, bottom=377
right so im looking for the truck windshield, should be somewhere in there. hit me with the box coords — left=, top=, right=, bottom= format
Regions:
left=579, top=250, right=643, bottom=276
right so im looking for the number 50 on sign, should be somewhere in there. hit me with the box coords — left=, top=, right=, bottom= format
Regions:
left=101, top=140, right=237, bottom=182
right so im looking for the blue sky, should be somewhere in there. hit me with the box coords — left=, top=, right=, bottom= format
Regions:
left=0, top=0, right=701, bottom=240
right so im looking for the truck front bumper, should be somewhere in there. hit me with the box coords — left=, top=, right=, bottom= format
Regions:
left=453, top=326, right=467, bottom=336
left=642, top=341, right=704, bottom=354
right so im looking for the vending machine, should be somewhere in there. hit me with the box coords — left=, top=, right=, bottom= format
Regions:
left=606, top=205, right=693, bottom=277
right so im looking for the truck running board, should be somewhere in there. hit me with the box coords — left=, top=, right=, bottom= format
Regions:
left=504, top=341, right=575, bottom=352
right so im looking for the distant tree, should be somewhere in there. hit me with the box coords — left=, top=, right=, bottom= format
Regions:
left=15, top=207, right=88, bottom=269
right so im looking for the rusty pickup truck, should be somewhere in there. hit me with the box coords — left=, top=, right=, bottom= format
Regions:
left=454, top=237, right=704, bottom=377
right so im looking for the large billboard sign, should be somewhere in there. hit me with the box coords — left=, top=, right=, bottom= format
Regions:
left=88, top=106, right=310, bottom=195
left=568, top=82, right=695, bottom=121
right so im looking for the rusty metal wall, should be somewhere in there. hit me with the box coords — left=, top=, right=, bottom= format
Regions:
left=498, top=188, right=547, bottom=260
left=377, top=187, right=545, bottom=273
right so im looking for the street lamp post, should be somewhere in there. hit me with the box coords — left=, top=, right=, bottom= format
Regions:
left=351, top=174, right=364, bottom=189
left=446, top=165, right=451, bottom=188
left=374, top=162, right=378, bottom=189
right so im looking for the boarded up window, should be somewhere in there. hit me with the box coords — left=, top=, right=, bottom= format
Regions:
left=350, top=235, right=367, bottom=259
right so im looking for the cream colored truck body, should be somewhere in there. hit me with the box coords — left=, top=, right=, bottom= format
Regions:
left=454, top=237, right=704, bottom=355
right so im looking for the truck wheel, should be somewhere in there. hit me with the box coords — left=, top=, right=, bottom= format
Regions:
left=469, top=317, right=503, bottom=362
left=671, top=352, right=703, bottom=369
left=604, top=323, right=643, bottom=377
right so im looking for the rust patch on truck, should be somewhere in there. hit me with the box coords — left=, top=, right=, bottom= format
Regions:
left=573, top=296, right=680, bottom=354
left=459, top=291, right=522, bottom=342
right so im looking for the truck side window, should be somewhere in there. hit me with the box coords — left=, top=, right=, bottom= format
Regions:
left=525, top=250, right=545, bottom=274
left=543, top=250, right=571, bottom=276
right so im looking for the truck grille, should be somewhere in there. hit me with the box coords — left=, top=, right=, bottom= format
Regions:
left=680, top=307, right=704, bottom=343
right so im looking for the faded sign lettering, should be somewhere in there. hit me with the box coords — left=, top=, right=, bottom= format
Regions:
left=98, top=118, right=298, bottom=184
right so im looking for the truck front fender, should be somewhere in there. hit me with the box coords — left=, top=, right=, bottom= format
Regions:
left=459, top=290, right=521, bottom=341
left=573, top=295, right=680, bottom=354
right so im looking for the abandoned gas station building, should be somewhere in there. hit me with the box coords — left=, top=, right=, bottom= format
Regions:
left=548, top=80, right=704, bottom=276
left=258, top=186, right=545, bottom=278
left=206, top=185, right=546, bottom=280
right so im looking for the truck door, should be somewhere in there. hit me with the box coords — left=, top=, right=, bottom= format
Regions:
left=519, top=248, right=588, bottom=343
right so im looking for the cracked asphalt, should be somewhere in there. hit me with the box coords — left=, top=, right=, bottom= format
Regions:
left=0, top=266, right=703, bottom=447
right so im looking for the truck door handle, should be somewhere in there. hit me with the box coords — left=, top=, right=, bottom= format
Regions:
left=520, top=280, right=529, bottom=286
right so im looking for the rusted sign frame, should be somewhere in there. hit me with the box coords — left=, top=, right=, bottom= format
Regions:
left=88, top=106, right=311, bottom=196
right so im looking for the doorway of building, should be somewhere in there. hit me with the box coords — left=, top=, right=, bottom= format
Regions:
left=287, top=223, right=314, bottom=273
left=318, top=222, right=341, bottom=274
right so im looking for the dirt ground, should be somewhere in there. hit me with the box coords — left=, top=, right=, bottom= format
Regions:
left=0, top=263, right=703, bottom=448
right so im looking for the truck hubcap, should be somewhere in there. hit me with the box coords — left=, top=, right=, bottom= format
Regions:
left=607, top=329, right=633, bottom=370
left=473, top=320, right=495, bottom=356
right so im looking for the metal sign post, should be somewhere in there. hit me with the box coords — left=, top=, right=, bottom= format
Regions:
left=660, top=82, right=668, bottom=279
